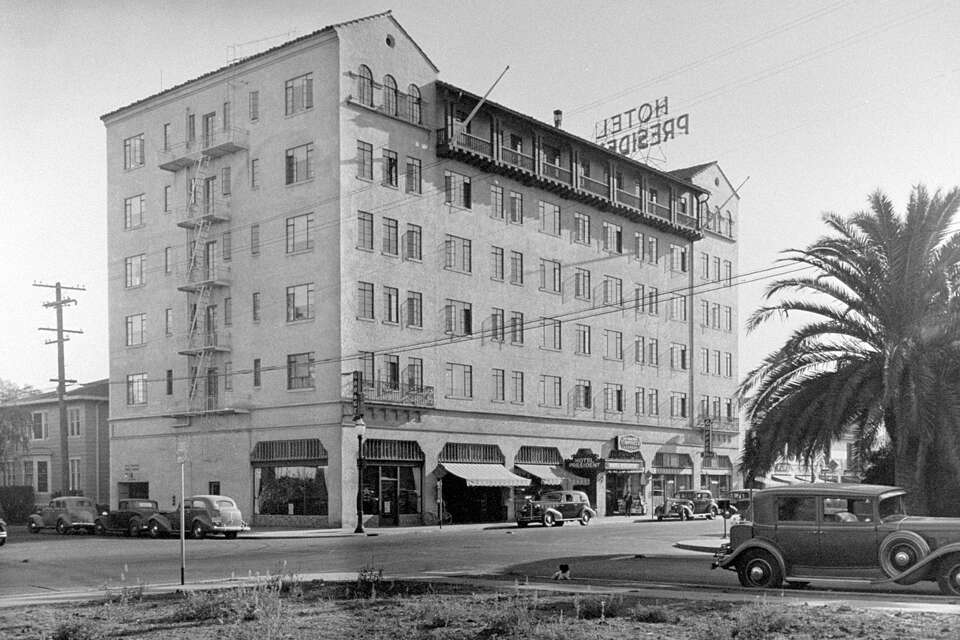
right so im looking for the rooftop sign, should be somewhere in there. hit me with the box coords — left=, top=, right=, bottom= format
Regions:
left=594, top=96, right=690, bottom=157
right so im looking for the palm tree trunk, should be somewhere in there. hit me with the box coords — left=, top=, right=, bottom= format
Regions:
left=894, top=426, right=927, bottom=514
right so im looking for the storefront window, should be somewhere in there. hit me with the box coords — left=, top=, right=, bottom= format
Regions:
left=254, top=466, right=328, bottom=515
left=362, top=464, right=421, bottom=520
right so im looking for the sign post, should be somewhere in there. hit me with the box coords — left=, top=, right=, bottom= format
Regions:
left=176, top=443, right=186, bottom=586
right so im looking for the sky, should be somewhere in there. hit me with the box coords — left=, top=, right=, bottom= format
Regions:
left=1, top=0, right=958, bottom=394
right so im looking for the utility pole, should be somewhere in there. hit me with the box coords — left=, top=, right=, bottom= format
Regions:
left=35, top=282, right=85, bottom=495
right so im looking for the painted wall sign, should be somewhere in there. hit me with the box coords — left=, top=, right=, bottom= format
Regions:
left=594, top=96, right=690, bottom=156
left=616, top=434, right=642, bottom=454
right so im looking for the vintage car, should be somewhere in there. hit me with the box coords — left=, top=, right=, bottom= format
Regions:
left=655, top=490, right=719, bottom=521
left=721, top=490, right=754, bottom=517
left=712, top=483, right=960, bottom=595
left=28, top=496, right=97, bottom=534
left=146, top=495, right=249, bottom=539
left=516, top=490, right=596, bottom=527
left=94, top=499, right=161, bottom=537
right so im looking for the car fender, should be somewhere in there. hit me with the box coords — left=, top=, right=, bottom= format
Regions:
left=544, top=507, right=563, bottom=520
left=580, top=507, right=597, bottom=519
left=149, top=513, right=174, bottom=533
left=27, top=514, right=43, bottom=528
left=715, top=537, right=785, bottom=574
left=872, top=541, right=960, bottom=585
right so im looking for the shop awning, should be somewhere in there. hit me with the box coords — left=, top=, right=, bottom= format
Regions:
left=515, top=464, right=589, bottom=485
left=438, top=463, right=530, bottom=487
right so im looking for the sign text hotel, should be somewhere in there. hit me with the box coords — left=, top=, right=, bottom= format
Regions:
left=594, top=96, right=690, bottom=155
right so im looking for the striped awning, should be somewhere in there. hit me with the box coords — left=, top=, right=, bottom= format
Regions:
left=515, top=464, right=589, bottom=485
left=438, top=463, right=530, bottom=487
left=250, top=439, right=327, bottom=465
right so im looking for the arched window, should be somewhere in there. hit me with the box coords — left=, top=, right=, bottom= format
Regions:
left=358, top=65, right=373, bottom=107
left=408, top=84, right=422, bottom=124
left=383, top=75, right=398, bottom=116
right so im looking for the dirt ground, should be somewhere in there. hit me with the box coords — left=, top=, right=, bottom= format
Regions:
left=1, top=579, right=956, bottom=640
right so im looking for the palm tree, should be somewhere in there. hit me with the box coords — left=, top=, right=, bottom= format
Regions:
left=739, top=185, right=960, bottom=515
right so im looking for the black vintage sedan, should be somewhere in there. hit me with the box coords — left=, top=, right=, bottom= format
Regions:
left=713, top=483, right=960, bottom=595
left=94, top=499, right=161, bottom=537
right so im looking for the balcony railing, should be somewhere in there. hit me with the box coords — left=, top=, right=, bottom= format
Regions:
left=178, top=264, right=231, bottom=292
left=437, top=128, right=493, bottom=157
left=178, top=331, right=231, bottom=355
left=615, top=189, right=642, bottom=210
left=200, top=126, right=249, bottom=159
left=377, top=91, right=423, bottom=125
left=579, top=174, right=610, bottom=198
left=675, top=213, right=698, bottom=230
left=648, top=201, right=671, bottom=221
left=542, top=162, right=572, bottom=183
left=175, top=198, right=231, bottom=228
left=347, top=379, right=435, bottom=408
left=501, top=147, right=535, bottom=171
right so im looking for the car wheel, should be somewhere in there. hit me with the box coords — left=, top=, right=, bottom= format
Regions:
left=94, top=520, right=106, bottom=536
left=147, top=520, right=162, bottom=539
left=879, top=531, right=930, bottom=580
left=224, top=531, right=238, bottom=540
left=937, top=554, right=960, bottom=596
left=707, top=506, right=718, bottom=520
left=543, top=512, right=556, bottom=527
left=579, top=511, right=592, bottom=526
left=56, top=520, right=69, bottom=535
left=28, top=521, right=40, bottom=534
left=737, top=549, right=783, bottom=588
left=128, top=518, right=141, bottom=538
left=191, top=521, right=205, bottom=539
left=680, top=509, right=689, bottom=521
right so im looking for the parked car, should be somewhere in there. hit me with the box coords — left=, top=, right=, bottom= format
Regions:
left=516, top=490, right=596, bottom=527
left=0, top=504, right=7, bottom=546
left=94, top=499, right=161, bottom=537
left=712, top=483, right=960, bottom=595
left=28, top=496, right=97, bottom=534
left=146, top=495, right=249, bottom=539
left=721, top=490, right=753, bottom=517
left=655, top=490, right=719, bottom=521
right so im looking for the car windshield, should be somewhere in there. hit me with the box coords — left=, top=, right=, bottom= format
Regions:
left=878, top=494, right=907, bottom=520
left=72, top=499, right=93, bottom=507
left=677, top=491, right=698, bottom=499
left=132, top=501, right=157, bottom=509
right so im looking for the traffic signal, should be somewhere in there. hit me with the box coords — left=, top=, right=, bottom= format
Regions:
left=352, top=371, right=364, bottom=420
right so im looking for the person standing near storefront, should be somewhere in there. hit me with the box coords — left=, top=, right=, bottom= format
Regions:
left=624, top=491, right=634, bottom=516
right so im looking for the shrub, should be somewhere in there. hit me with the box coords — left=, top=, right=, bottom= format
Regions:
left=0, top=485, right=35, bottom=523
left=51, top=619, right=99, bottom=640
left=631, top=604, right=680, bottom=624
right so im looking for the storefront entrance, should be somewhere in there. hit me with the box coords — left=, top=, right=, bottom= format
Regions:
left=360, top=439, right=425, bottom=527
left=440, top=474, right=504, bottom=523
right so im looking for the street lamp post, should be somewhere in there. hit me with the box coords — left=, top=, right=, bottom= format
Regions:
left=354, top=418, right=366, bottom=534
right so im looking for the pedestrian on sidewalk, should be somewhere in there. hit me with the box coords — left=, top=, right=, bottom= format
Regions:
left=624, top=491, right=634, bottom=516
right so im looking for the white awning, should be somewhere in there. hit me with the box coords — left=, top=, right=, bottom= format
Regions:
left=439, top=463, right=530, bottom=487
left=515, top=464, right=589, bottom=485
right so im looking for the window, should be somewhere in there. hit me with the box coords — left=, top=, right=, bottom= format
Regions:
left=357, top=141, right=373, bottom=179
left=671, top=343, right=688, bottom=370
left=356, top=211, right=373, bottom=250
left=646, top=236, right=659, bottom=264
left=604, top=383, right=624, bottom=413
left=221, top=166, right=231, bottom=195
left=602, top=222, right=622, bottom=253
left=222, top=231, right=232, bottom=261
left=224, top=362, right=233, bottom=391
left=223, top=101, right=231, bottom=130
left=713, top=256, right=722, bottom=282
left=162, top=123, right=170, bottom=151
left=575, top=379, right=592, bottom=409
left=575, top=324, right=591, bottom=355
left=358, top=282, right=374, bottom=319
left=163, top=185, right=171, bottom=212
left=383, top=286, right=399, bottom=323
left=635, top=387, right=645, bottom=415
left=164, top=247, right=173, bottom=274
left=723, top=260, right=733, bottom=286
left=713, top=350, right=722, bottom=376
left=670, top=244, right=688, bottom=272
left=491, top=308, right=505, bottom=342
left=538, top=201, right=561, bottom=235
left=285, top=142, right=314, bottom=184
left=444, top=299, right=472, bottom=335
left=165, top=308, right=173, bottom=336
left=574, top=212, right=590, bottom=244
left=539, top=259, right=561, bottom=293
left=574, top=268, right=591, bottom=300
left=406, top=291, right=422, bottom=327
left=701, top=300, right=710, bottom=326
left=700, top=395, right=711, bottom=417
left=633, top=284, right=645, bottom=313
left=31, top=413, right=47, bottom=440
left=124, top=254, right=145, bottom=288
left=509, top=251, right=524, bottom=285
left=36, top=461, right=48, bottom=493
left=723, top=306, right=733, bottom=332
left=445, top=362, right=473, bottom=398
left=68, top=407, right=81, bottom=437
left=287, top=352, right=315, bottom=389
left=671, top=294, right=688, bottom=321
left=648, top=389, right=660, bottom=415
left=725, top=397, right=735, bottom=419
left=492, top=369, right=505, bottom=402
left=286, top=283, right=314, bottom=321
left=250, top=158, right=260, bottom=188
left=701, top=348, right=710, bottom=374
left=605, top=330, right=623, bottom=360
left=634, top=232, right=644, bottom=260
left=634, top=336, right=645, bottom=364
left=541, top=318, right=561, bottom=350
left=223, top=298, right=231, bottom=325
left=357, top=65, right=373, bottom=106
left=404, top=223, right=422, bottom=261
left=511, top=371, right=524, bottom=403
left=491, top=246, right=505, bottom=280
left=647, top=338, right=659, bottom=366
left=187, top=113, right=195, bottom=145
left=123, top=134, right=144, bottom=169
left=602, top=275, right=623, bottom=305
left=778, top=497, right=817, bottom=522
left=382, top=218, right=399, bottom=255
left=510, top=311, right=524, bottom=344
left=123, top=194, right=145, bottom=229
left=126, top=373, right=147, bottom=405
left=724, top=353, right=733, bottom=378
left=444, top=171, right=472, bottom=208
left=284, top=73, right=313, bottom=115
left=490, top=185, right=504, bottom=219
left=286, top=213, right=314, bottom=253
left=249, top=90, right=259, bottom=120
left=250, top=224, right=260, bottom=255
left=253, top=358, right=262, bottom=387
left=712, top=303, right=721, bottom=328
left=166, top=369, right=174, bottom=395
left=407, top=357, right=423, bottom=389
left=359, top=352, right=375, bottom=383
left=125, top=313, right=146, bottom=346
left=406, top=157, right=421, bottom=193
left=670, top=391, right=688, bottom=418
left=252, top=291, right=261, bottom=321
left=509, top=191, right=523, bottom=223
left=382, top=149, right=398, bottom=187
left=539, top=375, right=562, bottom=407
left=444, top=235, right=472, bottom=273
left=700, top=252, right=710, bottom=279
left=408, top=84, right=422, bottom=123
left=647, top=286, right=659, bottom=315
left=382, top=75, right=398, bottom=115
